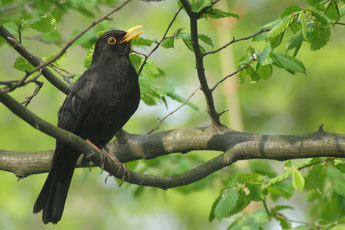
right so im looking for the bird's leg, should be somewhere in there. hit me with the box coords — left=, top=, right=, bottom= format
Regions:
left=103, top=146, right=130, bottom=186
left=86, top=139, right=129, bottom=185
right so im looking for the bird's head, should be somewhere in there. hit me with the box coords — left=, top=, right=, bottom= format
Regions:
left=92, top=26, right=143, bottom=64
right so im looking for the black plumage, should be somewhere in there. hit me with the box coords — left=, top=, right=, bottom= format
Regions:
left=33, top=27, right=142, bottom=224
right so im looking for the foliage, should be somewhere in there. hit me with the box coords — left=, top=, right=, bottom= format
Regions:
left=1, top=0, right=345, bottom=229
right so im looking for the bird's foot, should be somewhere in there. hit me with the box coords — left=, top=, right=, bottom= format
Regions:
left=86, top=139, right=129, bottom=185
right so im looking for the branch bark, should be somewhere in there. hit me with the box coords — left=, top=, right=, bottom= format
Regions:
left=1, top=95, right=345, bottom=190
left=180, top=0, right=221, bottom=126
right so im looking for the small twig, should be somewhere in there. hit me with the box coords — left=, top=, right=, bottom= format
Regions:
left=335, top=22, right=345, bottom=26
left=298, top=157, right=335, bottom=170
left=132, top=50, right=148, bottom=57
left=9, top=0, right=132, bottom=91
left=262, top=200, right=270, bottom=217
left=147, top=85, right=201, bottom=134
left=18, top=24, right=22, bottom=44
left=50, top=64, right=75, bottom=86
left=204, top=29, right=270, bottom=56
left=21, top=69, right=43, bottom=107
left=137, top=6, right=183, bottom=76
left=211, top=63, right=250, bottom=92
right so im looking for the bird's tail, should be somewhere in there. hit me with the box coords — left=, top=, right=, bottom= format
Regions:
left=33, top=146, right=79, bottom=224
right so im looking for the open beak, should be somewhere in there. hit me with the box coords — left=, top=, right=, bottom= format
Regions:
left=120, top=25, right=144, bottom=43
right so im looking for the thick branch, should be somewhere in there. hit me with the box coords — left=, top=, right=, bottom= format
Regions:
left=1, top=103, right=345, bottom=189
left=180, top=0, right=221, bottom=126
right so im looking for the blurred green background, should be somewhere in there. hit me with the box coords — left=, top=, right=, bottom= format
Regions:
left=1, top=0, right=345, bottom=229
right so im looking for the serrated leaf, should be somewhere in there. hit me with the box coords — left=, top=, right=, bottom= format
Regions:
left=281, top=5, right=302, bottom=18
left=191, top=0, right=211, bottom=13
left=326, top=0, right=340, bottom=21
left=203, top=8, right=239, bottom=19
left=267, top=186, right=293, bottom=199
left=307, top=0, right=323, bottom=7
left=13, top=57, right=34, bottom=71
left=274, top=212, right=291, bottom=229
left=257, top=46, right=273, bottom=65
left=227, top=210, right=269, bottom=230
left=256, top=63, right=272, bottom=80
left=246, top=66, right=261, bottom=82
left=198, top=34, right=214, bottom=47
left=308, top=24, right=331, bottom=50
left=267, top=15, right=294, bottom=38
left=161, top=37, right=175, bottom=48
left=306, top=8, right=333, bottom=24
left=286, top=30, right=304, bottom=52
left=272, top=52, right=306, bottom=74
left=305, top=165, right=326, bottom=190
left=26, top=15, right=56, bottom=33
left=265, top=170, right=293, bottom=187
left=84, top=45, right=94, bottom=69
left=131, top=36, right=154, bottom=47
left=271, top=205, right=294, bottom=212
left=209, top=195, right=221, bottom=222
left=292, top=170, right=305, bottom=191
left=269, top=31, right=285, bottom=48
left=340, top=5, right=345, bottom=18
left=238, top=173, right=263, bottom=185
left=300, top=12, right=308, bottom=40
left=247, top=184, right=262, bottom=201
left=214, top=188, right=239, bottom=220
left=129, top=54, right=144, bottom=71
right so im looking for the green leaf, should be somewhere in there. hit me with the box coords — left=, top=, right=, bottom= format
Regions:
left=84, top=45, right=95, bottom=69
left=271, top=205, right=294, bottom=212
left=246, top=66, right=261, bottom=82
left=256, top=64, right=273, bottom=80
left=191, top=0, right=211, bottom=13
left=305, top=165, right=326, bottom=190
left=238, top=173, right=263, bottom=185
left=214, top=188, right=239, bottom=220
left=281, top=5, right=302, bottom=18
left=332, top=224, right=345, bottom=230
left=272, top=52, right=306, bottom=74
left=129, top=54, right=144, bottom=71
left=300, top=12, right=308, bottom=40
left=292, top=170, right=305, bottom=191
left=267, top=15, right=294, bottom=38
left=335, top=162, right=345, bottom=173
left=227, top=210, right=269, bottom=230
left=326, top=0, right=340, bottom=21
left=161, top=37, right=175, bottom=48
left=26, top=15, right=56, bottom=33
left=13, top=57, right=34, bottom=71
left=307, top=0, right=323, bottom=7
left=131, top=36, right=154, bottom=47
left=267, top=186, right=293, bottom=199
left=257, top=46, right=273, bottom=65
left=308, top=24, right=331, bottom=50
left=286, top=30, right=304, bottom=53
left=265, top=170, right=293, bottom=187
left=274, top=212, right=291, bottom=229
left=203, top=8, right=239, bottom=19
left=340, top=5, right=345, bottom=18
left=306, top=8, right=333, bottom=24
left=198, top=34, right=214, bottom=47
left=247, top=184, right=263, bottom=201
left=269, top=31, right=285, bottom=48
left=209, top=195, right=221, bottom=222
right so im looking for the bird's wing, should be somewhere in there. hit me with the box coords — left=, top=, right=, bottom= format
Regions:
left=57, top=71, right=96, bottom=134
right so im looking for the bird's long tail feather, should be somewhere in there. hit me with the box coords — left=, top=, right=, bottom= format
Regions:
left=33, top=146, right=79, bottom=224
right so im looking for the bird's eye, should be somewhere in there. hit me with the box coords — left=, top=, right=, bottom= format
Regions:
left=107, top=37, right=116, bottom=45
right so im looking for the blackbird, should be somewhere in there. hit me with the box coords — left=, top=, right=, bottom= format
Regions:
left=33, top=26, right=143, bottom=224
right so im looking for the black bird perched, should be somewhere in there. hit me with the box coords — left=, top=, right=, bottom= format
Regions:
left=33, top=26, right=143, bottom=224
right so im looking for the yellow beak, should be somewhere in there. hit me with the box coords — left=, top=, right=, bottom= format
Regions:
left=120, top=25, right=144, bottom=43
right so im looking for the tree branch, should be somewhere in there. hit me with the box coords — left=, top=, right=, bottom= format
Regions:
left=203, top=29, right=270, bottom=56
left=180, top=0, right=221, bottom=126
left=137, top=6, right=183, bottom=76
left=1, top=93, right=345, bottom=190
left=0, top=26, right=71, bottom=95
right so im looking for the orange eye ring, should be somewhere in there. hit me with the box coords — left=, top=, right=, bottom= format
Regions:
left=107, top=37, right=116, bottom=45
